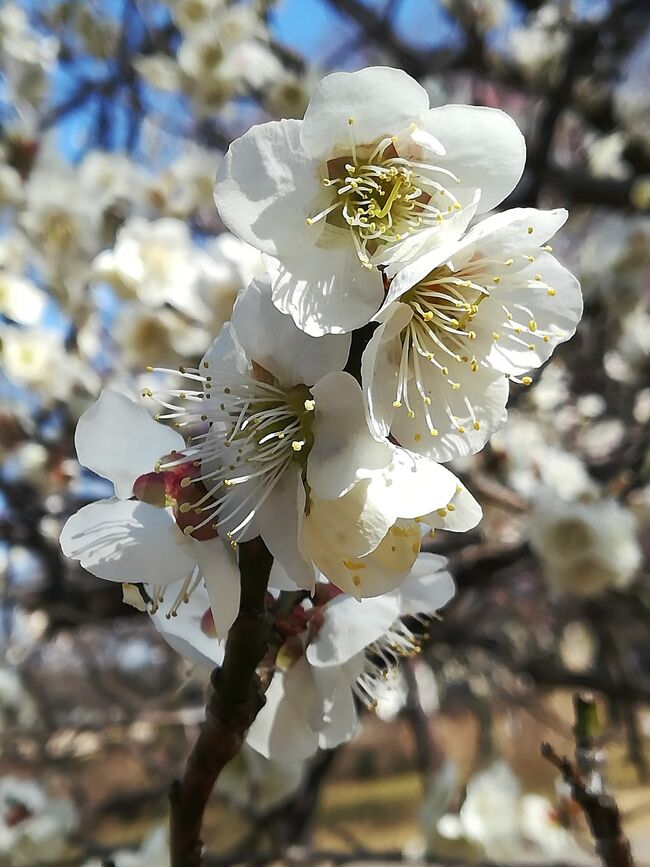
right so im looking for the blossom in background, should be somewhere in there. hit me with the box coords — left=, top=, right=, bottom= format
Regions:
left=0, top=272, right=46, bottom=324
left=151, top=275, right=474, bottom=597
left=215, top=65, right=525, bottom=335
left=216, top=743, right=305, bottom=815
left=509, top=3, right=570, bottom=83
left=363, top=207, right=582, bottom=461
left=614, top=28, right=650, bottom=143
left=59, top=389, right=243, bottom=636
left=529, top=495, right=642, bottom=596
left=0, top=777, right=77, bottom=866
left=83, top=826, right=168, bottom=867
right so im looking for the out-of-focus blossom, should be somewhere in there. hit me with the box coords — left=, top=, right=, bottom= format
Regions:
left=0, top=777, right=77, bottom=866
left=614, top=28, right=650, bottom=142
left=0, top=162, right=23, bottom=206
left=529, top=495, right=642, bottom=596
left=510, top=3, right=570, bottom=83
left=83, top=826, right=168, bottom=867
left=0, top=273, right=46, bottom=324
left=148, top=147, right=220, bottom=218
left=0, top=667, right=38, bottom=733
left=217, top=743, right=304, bottom=815
left=441, top=0, right=506, bottom=32
left=0, top=4, right=59, bottom=104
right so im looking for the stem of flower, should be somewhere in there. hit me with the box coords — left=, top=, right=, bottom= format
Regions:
left=169, top=536, right=274, bottom=867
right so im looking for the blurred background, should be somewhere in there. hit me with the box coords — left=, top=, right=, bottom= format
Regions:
left=0, top=0, right=649, bottom=864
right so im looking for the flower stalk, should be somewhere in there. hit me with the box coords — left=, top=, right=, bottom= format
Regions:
left=169, top=536, right=274, bottom=867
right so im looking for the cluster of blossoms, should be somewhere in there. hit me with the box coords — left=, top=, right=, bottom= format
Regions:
left=61, top=66, right=582, bottom=762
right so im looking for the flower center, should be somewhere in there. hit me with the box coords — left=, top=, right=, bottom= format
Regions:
left=143, top=363, right=315, bottom=546
left=307, top=119, right=463, bottom=268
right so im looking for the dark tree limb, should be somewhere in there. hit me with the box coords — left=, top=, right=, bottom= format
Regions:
left=542, top=694, right=635, bottom=867
left=169, top=537, right=274, bottom=867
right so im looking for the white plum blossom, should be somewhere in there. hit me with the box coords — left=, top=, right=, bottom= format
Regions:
left=215, top=65, right=526, bottom=335
left=59, top=389, right=243, bottom=636
left=0, top=777, right=77, bottom=866
left=363, top=208, right=582, bottom=461
left=529, top=495, right=642, bottom=597
left=510, top=3, right=570, bottom=83
left=155, top=553, right=455, bottom=761
left=92, top=217, right=213, bottom=319
left=148, top=276, right=476, bottom=598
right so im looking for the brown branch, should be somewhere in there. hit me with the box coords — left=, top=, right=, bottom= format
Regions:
left=541, top=694, right=635, bottom=867
left=169, top=537, right=274, bottom=867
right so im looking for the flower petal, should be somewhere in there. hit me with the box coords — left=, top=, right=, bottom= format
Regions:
left=231, top=274, right=350, bottom=386
left=301, top=66, right=430, bottom=160
left=307, top=371, right=392, bottom=499
left=306, top=593, right=400, bottom=667
left=475, top=253, right=583, bottom=375
left=418, top=105, right=526, bottom=213
left=60, top=499, right=196, bottom=585
left=424, top=482, right=482, bottom=532
left=149, top=579, right=225, bottom=668
left=214, top=119, right=318, bottom=257
left=267, top=244, right=385, bottom=336
left=194, top=538, right=241, bottom=638
left=397, top=553, right=455, bottom=614
left=75, top=390, right=185, bottom=498
left=362, top=302, right=413, bottom=440
left=258, top=466, right=315, bottom=591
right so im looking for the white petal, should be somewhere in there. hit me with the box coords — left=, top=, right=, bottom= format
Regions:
left=149, top=579, right=225, bottom=668
left=362, top=302, right=413, bottom=440
left=301, top=66, right=430, bottom=159
left=247, top=665, right=319, bottom=761
left=269, top=560, right=302, bottom=592
left=214, top=119, right=317, bottom=257
left=306, top=593, right=400, bottom=667
left=268, top=243, right=384, bottom=336
left=418, top=105, right=526, bottom=213
left=366, top=447, right=460, bottom=522
left=194, top=538, right=241, bottom=638
left=397, top=553, right=455, bottom=614
left=231, top=274, right=350, bottom=386
left=424, top=482, right=482, bottom=532
left=60, top=499, right=196, bottom=585
left=390, top=362, right=509, bottom=462
left=258, top=466, right=315, bottom=591
left=477, top=253, right=583, bottom=375
left=318, top=676, right=358, bottom=750
left=200, top=322, right=247, bottom=376
left=307, top=371, right=392, bottom=499
left=75, top=390, right=185, bottom=498
left=462, top=207, right=568, bottom=258
left=302, top=480, right=392, bottom=565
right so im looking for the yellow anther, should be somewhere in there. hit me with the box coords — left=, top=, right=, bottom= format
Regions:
left=492, top=332, right=500, bottom=340
left=146, top=366, right=154, bottom=373
left=527, top=344, right=535, bottom=350
left=543, top=245, right=553, bottom=252
left=452, top=382, right=460, bottom=390
left=292, top=440, right=305, bottom=452
left=180, top=477, right=192, bottom=488
left=504, top=258, right=514, bottom=266
left=430, top=428, right=439, bottom=436
left=526, top=255, right=535, bottom=263
left=304, top=399, right=315, bottom=411
left=423, top=311, right=433, bottom=321
left=534, top=273, right=542, bottom=282
left=352, top=575, right=361, bottom=587
left=522, top=376, right=533, bottom=385
left=527, top=226, right=534, bottom=234
left=408, top=410, right=415, bottom=419
left=141, top=388, right=152, bottom=398
left=415, top=433, right=422, bottom=442
left=529, top=320, right=537, bottom=332
left=457, top=425, right=465, bottom=433
left=423, top=396, right=431, bottom=405
left=183, top=526, right=194, bottom=536
left=348, top=116, right=354, bottom=125
left=441, top=367, right=448, bottom=375
left=179, top=502, right=192, bottom=514
left=437, top=508, right=448, bottom=517
left=492, top=276, right=501, bottom=284
left=473, top=421, right=481, bottom=430
left=547, top=288, right=556, bottom=296
left=224, top=479, right=234, bottom=486
left=468, top=330, right=477, bottom=340
left=393, top=400, right=402, bottom=408
left=447, top=503, right=456, bottom=512
left=543, top=335, right=550, bottom=343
